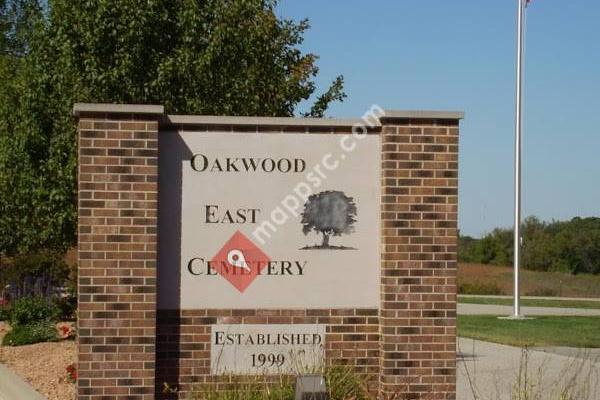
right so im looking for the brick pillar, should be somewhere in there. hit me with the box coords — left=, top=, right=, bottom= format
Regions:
left=379, top=113, right=461, bottom=399
left=75, top=104, right=163, bottom=400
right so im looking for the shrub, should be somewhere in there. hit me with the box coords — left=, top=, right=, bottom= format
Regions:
left=10, top=296, right=60, bottom=326
left=2, top=321, right=57, bottom=346
left=1, top=251, right=70, bottom=301
left=458, top=281, right=504, bottom=295
left=54, top=296, right=77, bottom=321
left=525, top=287, right=559, bottom=297
left=0, top=303, right=10, bottom=321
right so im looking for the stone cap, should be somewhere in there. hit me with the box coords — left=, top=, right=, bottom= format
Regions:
left=73, top=102, right=164, bottom=117
left=72, top=103, right=464, bottom=127
left=380, top=110, right=464, bottom=120
left=166, top=114, right=369, bottom=128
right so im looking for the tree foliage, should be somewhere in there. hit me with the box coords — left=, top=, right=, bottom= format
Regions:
left=0, top=0, right=346, bottom=255
left=459, top=216, right=600, bottom=275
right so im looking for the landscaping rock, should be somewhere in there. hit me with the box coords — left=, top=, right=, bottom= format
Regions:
left=0, top=340, right=76, bottom=400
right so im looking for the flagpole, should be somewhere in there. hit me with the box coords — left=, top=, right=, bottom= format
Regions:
left=513, top=0, right=526, bottom=318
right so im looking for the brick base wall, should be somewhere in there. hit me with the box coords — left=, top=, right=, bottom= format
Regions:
left=155, top=308, right=379, bottom=397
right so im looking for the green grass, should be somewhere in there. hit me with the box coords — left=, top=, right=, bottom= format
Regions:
left=459, top=296, right=600, bottom=309
left=458, top=315, right=600, bottom=348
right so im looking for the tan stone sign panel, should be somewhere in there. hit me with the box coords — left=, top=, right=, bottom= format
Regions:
left=211, top=324, right=325, bottom=374
left=158, top=131, right=380, bottom=309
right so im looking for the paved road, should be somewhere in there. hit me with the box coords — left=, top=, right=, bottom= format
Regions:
left=458, top=303, right=600, bottom=316
left=457, top=338, right=600, bottom=400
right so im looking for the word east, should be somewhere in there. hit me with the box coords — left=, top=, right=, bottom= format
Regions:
left=205, top=205, right=260, bottom=224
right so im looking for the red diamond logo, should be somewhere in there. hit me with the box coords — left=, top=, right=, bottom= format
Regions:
left=211, top=230, right=271, bottom=293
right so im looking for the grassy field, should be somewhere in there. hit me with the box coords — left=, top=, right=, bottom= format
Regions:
left=458, top=263, right=600, bottom=298
left=458, top=296, right=600, bottom=309
left=458, top=315, right=600, bottom=348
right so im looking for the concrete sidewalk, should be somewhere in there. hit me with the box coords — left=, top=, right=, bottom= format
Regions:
left=458, top=303, right=600, bottom=316
left=0, top=363, right=46, bottom=400
left=457, top=338, right=600, bottom=400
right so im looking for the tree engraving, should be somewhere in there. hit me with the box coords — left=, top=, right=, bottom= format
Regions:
left=300, top=190, right=357, bottom=250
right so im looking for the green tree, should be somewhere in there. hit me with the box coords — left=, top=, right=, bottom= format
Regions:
left=521, top=216, right=553, bottom=271
left=0, top=0, right=47, bottom=254
left=0, top=0, right=346, bottom=255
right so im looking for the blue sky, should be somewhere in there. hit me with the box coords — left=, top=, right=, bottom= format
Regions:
left=276, top=0, right=600, bottom=237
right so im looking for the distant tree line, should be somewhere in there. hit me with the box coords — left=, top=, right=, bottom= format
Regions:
left=459, top=216, right=600, bottom=275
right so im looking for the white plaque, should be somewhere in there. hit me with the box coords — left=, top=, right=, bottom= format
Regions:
left=210, top=324, right=325, bottom=374
left=158, top=131, right=380, bottom=309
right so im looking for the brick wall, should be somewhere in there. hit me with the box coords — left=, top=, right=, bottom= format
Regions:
left=75, top=105, right=461, bottom=400
left=77, top=111, right=161, bottom=400
left=155, top=308, right=379, bottom=397
left=379, top=117, right=459, bottom=399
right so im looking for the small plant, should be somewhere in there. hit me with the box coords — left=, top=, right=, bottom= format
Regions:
left=57, top=322, right=75, bottom=339
left=186, top=366, right=372, bottom=400
left=325, top=365, right=370, bottom=400
left=66, top=363, right=77, bottom=383
left=163, top=382, right=179, bottom=398
left=10, top=296, right=60, bottom=326
left=53, top=295, right=77, bottom=321
left=2, top=321, right=57, bottom=346
left=190, top=375, right=294, bottom=400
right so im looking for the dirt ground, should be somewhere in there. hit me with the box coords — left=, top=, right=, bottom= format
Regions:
left=0, top=322, right=76, bottom=400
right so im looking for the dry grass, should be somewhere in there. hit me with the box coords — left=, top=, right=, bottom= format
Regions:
left=185, top=365, right=371, bottom=400
left=460, top=345, right=600, bottom=400
left=458, top=263, right=600, bottom=298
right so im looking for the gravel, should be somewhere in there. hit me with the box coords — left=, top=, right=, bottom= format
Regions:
left=0, top=322, right=76, bottom=400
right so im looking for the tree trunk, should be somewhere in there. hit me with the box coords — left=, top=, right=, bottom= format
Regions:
left=321, top=232, right=330, bottom=248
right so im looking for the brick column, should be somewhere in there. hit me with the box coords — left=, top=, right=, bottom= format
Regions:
left=75, top=104, right=163, bottom=400
left=379, top=113, right=461, bottom=399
